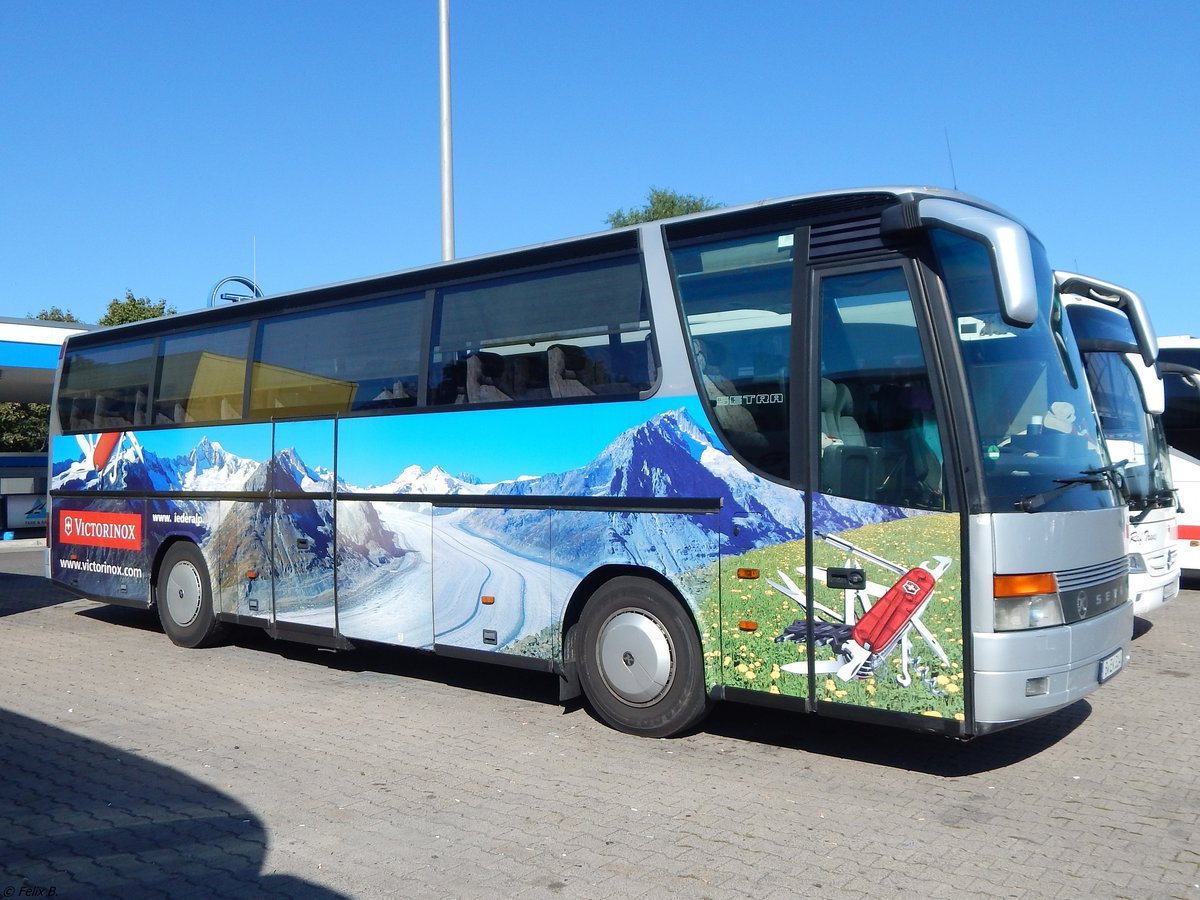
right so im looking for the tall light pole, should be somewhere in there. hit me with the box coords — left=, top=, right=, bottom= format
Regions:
left=439, top=0, right=455, bottom=261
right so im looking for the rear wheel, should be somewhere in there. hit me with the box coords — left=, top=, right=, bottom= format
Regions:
left=578, top=576, right=709, bottom=737
left=156, top=542, right=227, bottom=648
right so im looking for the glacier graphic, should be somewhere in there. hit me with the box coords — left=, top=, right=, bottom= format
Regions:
left=53, top=407, right=910, bottom=649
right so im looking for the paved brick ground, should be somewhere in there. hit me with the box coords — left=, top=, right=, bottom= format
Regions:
left=1, top=540, right=1198, bottom=898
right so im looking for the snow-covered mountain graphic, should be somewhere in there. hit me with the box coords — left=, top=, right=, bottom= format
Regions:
left=54, top=407, right=907, bottom=583
left=461, top=407, right=904, bottom=573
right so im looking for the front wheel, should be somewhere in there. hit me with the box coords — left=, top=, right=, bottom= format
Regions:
left=577, top=576, right=710, bottom=737
left=156, top=542, right=227, bottom=648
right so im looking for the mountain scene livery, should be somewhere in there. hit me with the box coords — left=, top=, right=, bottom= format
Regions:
left=53, top=407, right=918, bottom=652
left=53, top=408, right=911, bottom=574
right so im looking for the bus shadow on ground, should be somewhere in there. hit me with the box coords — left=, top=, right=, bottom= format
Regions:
left=235, top=624, right=1094, bottom=775
left=0, top=574, right=78, bottom=618
left=697, top=698, right=1092, bottom=776
left=0, top=707, right=348, bottom=899
left=74, top=607, right=1091, bottom=776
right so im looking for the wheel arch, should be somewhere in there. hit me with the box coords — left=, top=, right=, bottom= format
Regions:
left=561, top=564, right=702, bottom=667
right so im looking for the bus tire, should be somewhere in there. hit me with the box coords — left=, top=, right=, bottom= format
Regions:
left=156, top=542, right=227, bottom=649
left=577, top=576, right=709, bottom=738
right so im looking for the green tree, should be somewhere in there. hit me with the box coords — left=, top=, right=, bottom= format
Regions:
left=99, top=290, right=175, bottom=326
left=605, top=187, right=722, bottom=228
left=36, top=306, right=83, bottom=323
left=0, top=402, right=52, bottom=451
left=0, top=308, right=85, bottom=451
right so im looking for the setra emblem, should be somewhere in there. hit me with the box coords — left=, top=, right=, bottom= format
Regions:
left=1076, top=590, right=1089, bottom=619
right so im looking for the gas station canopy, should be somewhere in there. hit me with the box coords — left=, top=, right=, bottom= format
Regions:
left=0, top=317, right=90, bottom=404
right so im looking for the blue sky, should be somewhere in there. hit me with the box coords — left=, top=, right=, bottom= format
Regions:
left=3, top=2, right=1198, bottom=338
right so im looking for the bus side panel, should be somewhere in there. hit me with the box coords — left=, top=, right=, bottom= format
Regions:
left=712, top=497, right=964, bottom=719
left=335, top=498, right=434, bottom=648
left=334, top=399, right=731, bottom=664
left=546, top=508, right=720, bottom=670
left=1171, top=448, right=1200, bottom=577
left=50, top=423, right=274, bottom=611
left=433, top=507, right=553, bottom=655
left=51, top=496, right=152, bottom=605
left=214, top=500, right=273, bottom=621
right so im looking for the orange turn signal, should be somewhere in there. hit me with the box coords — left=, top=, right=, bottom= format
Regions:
left=736, top=568, right=760, bottom=580
left=481, top=595, right=495, bottom=605
left=738, top=620, right=758, bottom=632
left=994, top=572, right=1057, bottom=598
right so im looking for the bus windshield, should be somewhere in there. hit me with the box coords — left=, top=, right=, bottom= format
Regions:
left=931, top=229, right=1115, bottom=513
left=1079, top=346, right=1174, bottom=508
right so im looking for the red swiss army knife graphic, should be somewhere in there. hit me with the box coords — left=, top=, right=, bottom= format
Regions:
left=75, top=431, right=143, bottom=482
left=768, top=532, right=952, bottom=687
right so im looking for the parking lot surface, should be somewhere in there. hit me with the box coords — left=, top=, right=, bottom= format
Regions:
left=1, top=540, right=1198, bottom=899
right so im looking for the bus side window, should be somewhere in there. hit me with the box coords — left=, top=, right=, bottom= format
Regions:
left=58, top=338, right=155, bottom=433
left=251, top=293, right=423, bottom=419
left=429, top=253, right=650, bottom=408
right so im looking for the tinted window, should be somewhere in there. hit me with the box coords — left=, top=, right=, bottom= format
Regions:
left=250, top=293, right=424, bottom=418
left=59, top=338, right=155, bottom=432
left=1159, top=349, right=1200, bottom=459
left=429, top=256, right=652, bottom=406
left=155, top=323, right=250, bottom=424
left=671, top=231, right=793, bottom=478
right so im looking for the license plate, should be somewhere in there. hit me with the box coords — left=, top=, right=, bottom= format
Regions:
left=1099, top=649, right=1124, bottom=683
left=1165, top=580, right=1180, bottom=601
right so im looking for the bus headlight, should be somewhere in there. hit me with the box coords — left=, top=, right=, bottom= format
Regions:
left=1127, top=553, right=1147, bottom=574
left=993, top=573, right=1064, bottom=631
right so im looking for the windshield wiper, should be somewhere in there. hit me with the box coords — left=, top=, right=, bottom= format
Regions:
left=1130, top=487, right=1179, bottom=522
left=1014, top=461, right=1126, bottom=514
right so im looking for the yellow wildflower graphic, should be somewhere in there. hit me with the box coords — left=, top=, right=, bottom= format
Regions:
left=944, top=682, right=960, bottom=694
left=954, top=712, right=965, bottom=721
left=935, top=675, right=950, bottom=687
left=769, top=684, right=780, bottom=695
left=921, top=710, right=944, bottom=718
left=834, top=690, right=847, bottom=698
left=723, top=656, right=732, bottom=667
left=824, top=679, right=837, bottom=693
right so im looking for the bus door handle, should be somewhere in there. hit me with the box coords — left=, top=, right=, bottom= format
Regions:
left=826, top=567, right=866, bottom=590
left=296, top=537, right=312, bottom=551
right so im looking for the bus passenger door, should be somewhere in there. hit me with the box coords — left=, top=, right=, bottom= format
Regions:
left=808, top=262, right=965, bottom=722
left=271, top=420, right=338, bottom=633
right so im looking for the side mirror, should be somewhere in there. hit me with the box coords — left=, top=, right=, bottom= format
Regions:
left=882, top=198, right=1038, bottom=326
left=1054, top=271, right=1158, bottom=368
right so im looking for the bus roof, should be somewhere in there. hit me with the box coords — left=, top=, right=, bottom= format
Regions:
left=66, top=185, right=1023, bottom=349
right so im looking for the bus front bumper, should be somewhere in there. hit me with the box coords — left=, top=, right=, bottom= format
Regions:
left=971, top=600, right=1133, bottom=730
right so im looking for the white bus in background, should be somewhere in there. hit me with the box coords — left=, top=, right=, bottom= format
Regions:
left=1156, top=336, right=1200, bottom=579
left=1059, top=273, right=1180, bottom=613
